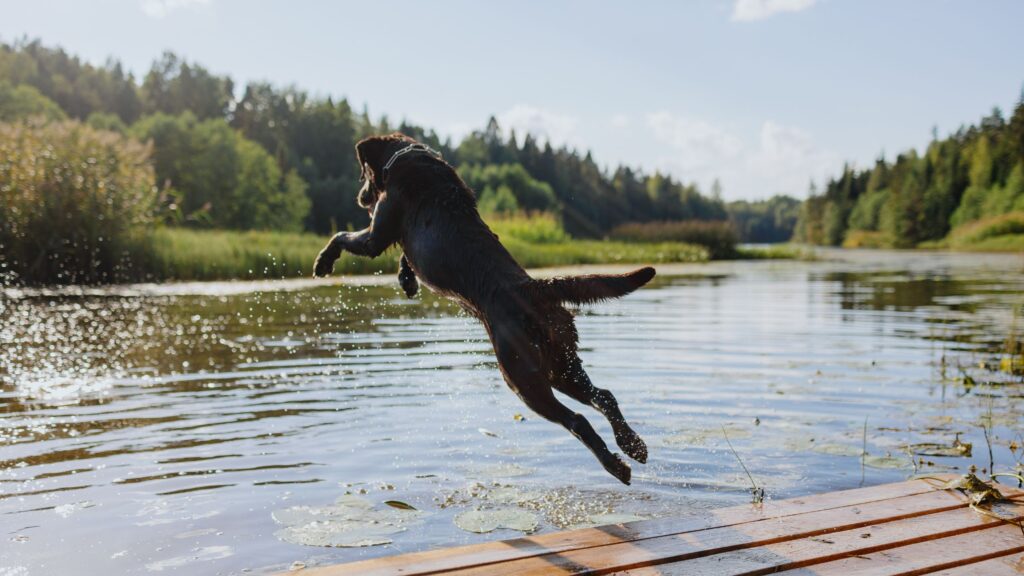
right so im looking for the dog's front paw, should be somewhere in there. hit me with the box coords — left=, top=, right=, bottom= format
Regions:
left=398, top=268, right=418, bottom=298
left=313, top=243, right=341, bottom=277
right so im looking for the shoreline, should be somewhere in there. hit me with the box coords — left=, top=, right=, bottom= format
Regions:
left=4, top=247, right=1023, bottom=299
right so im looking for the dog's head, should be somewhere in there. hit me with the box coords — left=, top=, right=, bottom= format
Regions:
left=355, top=133, right=415, bottom=209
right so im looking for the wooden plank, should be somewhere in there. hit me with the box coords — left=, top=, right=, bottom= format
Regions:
left=928, top=552, right=1024, bottom=575
left=439, top=489, right=989, bottom=576
left=302, top=478, right=955, bottom=576
left=620, top=497, right=1024, bottom=575
left=771, top=523, right=1024, bottom=576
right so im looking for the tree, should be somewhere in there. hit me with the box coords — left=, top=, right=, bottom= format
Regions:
left=0, top=81, right=66, bottom=121
left=131, top=112, right=307, bottom=230
left=142, top=52, right=233, bottom=120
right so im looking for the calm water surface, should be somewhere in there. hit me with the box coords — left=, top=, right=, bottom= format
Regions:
left=2, top=249, right=1023, bottom=574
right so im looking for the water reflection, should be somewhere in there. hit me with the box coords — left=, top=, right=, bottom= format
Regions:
left=1, top=250, right=1022, bottom=574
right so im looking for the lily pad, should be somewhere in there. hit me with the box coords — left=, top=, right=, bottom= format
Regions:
left=588, top=513, right=646, bottom=525
left=785, top=438, right=862, bottom=457
left=863, top=454, right=912, bottom=469
left=272, top=495, right=422, bottom=548
left=454, top=508, right=538, bottom=534
left=663, top=424, right=752, bottom=446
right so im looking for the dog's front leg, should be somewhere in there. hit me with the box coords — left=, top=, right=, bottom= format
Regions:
left=398, top=254, right=418, bottom=297
left=313, top=192, right=401, bottom=277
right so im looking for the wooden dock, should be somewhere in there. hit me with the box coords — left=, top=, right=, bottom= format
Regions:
left=298, top=475, right=1024, bottom=575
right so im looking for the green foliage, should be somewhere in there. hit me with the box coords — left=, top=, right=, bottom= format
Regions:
left=486, top=212, right=570, bottom=244
left=0, top=119, right=157, bottom=284
left=846, top=188, right=888, bottom=231
left=142, top=52, right=233, bottom=120
left=462, top=163, right=556, bottom=212
left=0, top=81, right=66, bottom=121
left=453, top=119, right=727, bottom=237
left=130, top=112, right=309, bottom=231
left=609, top=220, right=738, bottom=259
left=727, top=195, right=801, bottom=243
left=85, top=111, right=127, bottom=133
left=0, top=39, right=142, bottom=122
left=796, top=99, right=1024, bottom=249
left=477, top=185, right=520, bottom=214
left=945, top=211, right=1024, bottom=247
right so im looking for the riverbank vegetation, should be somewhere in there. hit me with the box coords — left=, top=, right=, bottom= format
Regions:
left=0, top=39, right=739, bottom=284
left=794, top=94, right=1024, bottom=251
left=143, top=216, right=709, bottom=282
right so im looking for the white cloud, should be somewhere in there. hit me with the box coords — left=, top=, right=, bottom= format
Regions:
left=610, top=114, right=631, bottom=129
left=644, top=111, right=839, bottom=199
left=732, top=0, right=817, bottom=22
left=646, top=111, right=743, bottom=174
left=496, top=104, right=578, bottom=147
left=140, top=0, right=211, bottom=18
left=746, top=120, right=841, bottom=196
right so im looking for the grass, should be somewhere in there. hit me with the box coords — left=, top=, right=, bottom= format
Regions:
left=734, top=244, right=816, bottom=260
left=144, top=228, right=392, bottom=281
left=920, top=212, right=1024, bottom=252
left=146, top=217, right=709, bottom=282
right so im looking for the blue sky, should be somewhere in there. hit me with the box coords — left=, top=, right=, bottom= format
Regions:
left=3, top=0, right=1022, bottom=200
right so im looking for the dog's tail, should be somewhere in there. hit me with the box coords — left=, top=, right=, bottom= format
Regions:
left=529, top=266, right=656, bottom=305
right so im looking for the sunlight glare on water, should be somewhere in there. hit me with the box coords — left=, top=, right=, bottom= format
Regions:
left=1, top=249, right=1023, bottom=574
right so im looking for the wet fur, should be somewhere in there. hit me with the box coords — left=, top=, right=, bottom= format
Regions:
left=313, top=133, right=653, bottom=484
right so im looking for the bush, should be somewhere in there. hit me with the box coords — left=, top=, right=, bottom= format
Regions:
left=0, top=82, right=67, bottom=122
left=486, top=212, right=570, bottom=244
left=0, top=119, right=157, bottom=284
left=842, top=229, right=892, bottom=248
left=609, top=220, right=738, bottom=259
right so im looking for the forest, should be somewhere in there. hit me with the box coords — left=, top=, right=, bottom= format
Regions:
left=0, top=39, right=788, bottom=236
left=794, top=95, right=1024, bottom=250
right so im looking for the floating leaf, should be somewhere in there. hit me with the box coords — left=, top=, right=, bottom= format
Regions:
left=863, top=454, right=911, bottom=469
left=588, top=513, right=646, bottom=525
left=454, top=508, right=538, bottom=534
left=383, top=500, right=417, bottom=511
left=905, top=439, right=972, bottom=458
left=272, top=494, right=423, bottom=548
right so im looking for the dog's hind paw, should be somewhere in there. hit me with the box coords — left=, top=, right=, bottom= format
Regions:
left=603, top=453, right=632, bottom=485
left=616, top=430, right=648, bottom=464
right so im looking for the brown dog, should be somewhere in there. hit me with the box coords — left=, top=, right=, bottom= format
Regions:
left=314, top=133, right=653, bottom=484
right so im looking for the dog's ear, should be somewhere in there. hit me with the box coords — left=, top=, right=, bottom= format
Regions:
left=355, top=137, right=388, bottom=191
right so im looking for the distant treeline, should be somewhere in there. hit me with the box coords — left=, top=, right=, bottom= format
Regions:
left=794, top=95, right=1024, bottom=248
left=0, top=38, right=802, bottom=241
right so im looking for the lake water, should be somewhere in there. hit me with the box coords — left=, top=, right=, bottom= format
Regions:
left=2, top=249, right=1023, bottom=575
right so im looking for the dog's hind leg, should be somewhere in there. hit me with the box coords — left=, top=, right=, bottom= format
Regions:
left=554, top=357, right=648, bottom=464
left=493, top=338, right=632, bottom=484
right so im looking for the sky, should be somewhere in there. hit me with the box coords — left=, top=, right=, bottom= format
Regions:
left=2, top=0, right=1022, bottom=200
